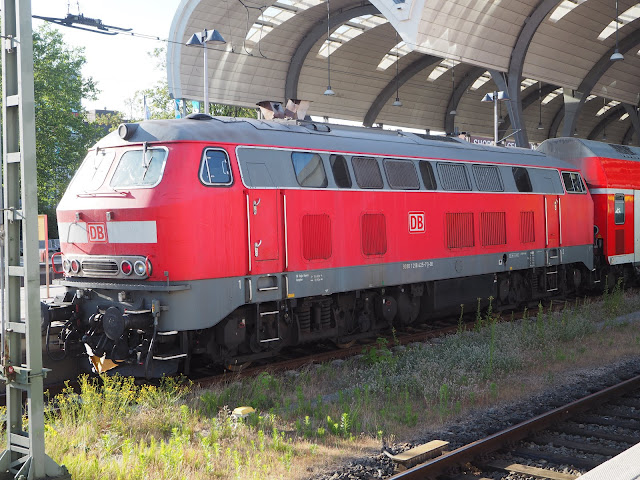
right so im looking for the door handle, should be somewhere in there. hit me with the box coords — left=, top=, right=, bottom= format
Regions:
left=254, top=240, right=262, bottom=257
left=253, top=198, right=261, bottom=215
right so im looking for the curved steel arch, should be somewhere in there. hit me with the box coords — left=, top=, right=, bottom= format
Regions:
left=284, top=3, right=379, bottom=101
left=506, top=0, right=562, bottom=147
left=443, top=67, right=485, bottom=135
left=363, top=54, right=440, bottom=127
left=562, top=27, right=640, bottom=137
left=501, top=83, right=558, bottom=134
left=587, top=104, right=626, bottom=140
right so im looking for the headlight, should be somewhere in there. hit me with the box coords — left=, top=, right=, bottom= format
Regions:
left=63, top=258, right=71, bottom=273
left=70, top=259, right=80, bottom=274
left=134, top=260, right=147, bottom=276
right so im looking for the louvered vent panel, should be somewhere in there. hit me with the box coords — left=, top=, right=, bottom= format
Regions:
left=481, top=212, right=506, bottom=246
left=302, top=214, right=332, bottom=260
left=615, top=229, right=625, bottom=255
left=446, top=213, right=474, bottom=248
left=438, top=163, right=471, bottom=191
left=473, top=165, right=503, bottom=191
left=384, top=160, right=419, bottom=190
left=520, top=211, right=535, bottom=243
left=361, top=213, right=387, bottom=255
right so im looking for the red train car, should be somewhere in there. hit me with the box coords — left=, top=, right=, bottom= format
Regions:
left=46, top=116, right=596, bottom=376
left=539, top=138, right=640, bottom=282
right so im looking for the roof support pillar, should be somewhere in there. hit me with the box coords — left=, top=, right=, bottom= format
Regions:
left=561, top=88, right=584, bottom=137
left=623, top=104, right=640, bottom=145
left=444, top=67, right=485, bottom=135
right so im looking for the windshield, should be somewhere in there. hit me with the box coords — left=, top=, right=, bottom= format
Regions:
left=70, top=148, right=115, bottom=192
left=110, top=147, right=168, bottom=189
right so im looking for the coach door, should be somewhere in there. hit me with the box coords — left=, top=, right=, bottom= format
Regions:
left=247, top=189, right=281, bottom=275
left=545, top=195, right=560, bottom=249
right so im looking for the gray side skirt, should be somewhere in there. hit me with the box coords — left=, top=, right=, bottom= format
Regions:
left=71, top=245, right=593, bottom=331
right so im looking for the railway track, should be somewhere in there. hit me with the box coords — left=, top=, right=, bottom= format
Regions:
left=0, top=292, right=605, bottom=402
left=387, top=374, right=640, bottom=480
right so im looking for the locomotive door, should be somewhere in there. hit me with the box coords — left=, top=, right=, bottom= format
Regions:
left=544, top=195, right=560, bottom=248
left=247, top=189, right=281, bottom=274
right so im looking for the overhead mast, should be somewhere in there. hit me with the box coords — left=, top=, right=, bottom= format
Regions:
left=0, top=0, right=68, bottom=478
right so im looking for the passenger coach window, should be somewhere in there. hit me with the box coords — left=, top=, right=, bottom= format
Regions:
left=383, top=159, right=419, bottom=190
left=419, top=161, right=437, bottom=190
left=330, top=155, right=352, bottom=188
left=352, top=156, right=384, bottom=189
left=615, top=194, right=625, bottom=225
left=562, top=172, right=586, bottom=193
left=291, top=152, right=328, bottom=188
left=512, top=167, right=532, bottom=192
left=200, top=149, right=232, bottom=185
left=110, top=147, right=168, bottom=188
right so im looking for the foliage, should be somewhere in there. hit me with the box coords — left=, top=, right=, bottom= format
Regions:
left=31, top=26, right=102, bottom=224
left=127, top=47, right=258, bottom=121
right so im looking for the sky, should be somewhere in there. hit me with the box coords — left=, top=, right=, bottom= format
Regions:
left=31, top=0, right=182, bottom=115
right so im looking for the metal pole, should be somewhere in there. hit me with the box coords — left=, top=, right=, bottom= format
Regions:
left=494, top=92, right=499, bottom=146
left=0, top=1, right=68, bottom=478
left=203, top=37, right=209, bottom=115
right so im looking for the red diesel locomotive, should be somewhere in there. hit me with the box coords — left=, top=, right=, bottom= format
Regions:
left=44, top=114, right=630, bottom=376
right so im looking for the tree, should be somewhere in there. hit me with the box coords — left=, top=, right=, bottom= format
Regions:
left=30, top=25, right=102, bottom=230
left=128, top=47, right=258, bottom=121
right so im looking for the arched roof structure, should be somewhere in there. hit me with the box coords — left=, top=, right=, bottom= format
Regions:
left=167, top=0, right=640, bottom=146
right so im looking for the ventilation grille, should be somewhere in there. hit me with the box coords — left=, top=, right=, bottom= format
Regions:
left=81, top=260, right=119, bottom=276
left=615, top=229, right=625, bottom=255
left=353, top=157, right=383, bottom=189
left=384, top=159, right=419, bottom=190
left=610, top=144, right=637, bottom=158
left=361, top=213, right=387, bottom=255
left=473, top=165, right=503, bottom=191
left=302, top=214, right=332, bottom=260
left=438, top=163, right=471, bottom=191
left=481, top=212, right=507, bottom=246
left=446, top=213, right=474, bottom=248
left=520, top=211, right=535, bottom=243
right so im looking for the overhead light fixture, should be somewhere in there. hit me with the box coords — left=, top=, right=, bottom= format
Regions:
left=449, top=59, right=457, bottom=115
left=611, top=0, right=624, bottom=62
left=393, top=31, right=402, bottom=107
left=323, top=0, right=335, bottom=96
left=537, top=81, right=544, bottom=130
left=186, top=28, right=226, bottom=115
left=498, top=102, right=504, bottom=124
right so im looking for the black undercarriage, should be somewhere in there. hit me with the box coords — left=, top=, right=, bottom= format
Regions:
left=42, top=254, right=631, bottom=378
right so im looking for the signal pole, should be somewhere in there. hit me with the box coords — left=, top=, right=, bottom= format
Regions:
left=0, top=1, right=68, bottom=478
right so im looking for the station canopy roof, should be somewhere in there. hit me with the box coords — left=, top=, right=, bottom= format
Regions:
left=167, top=0, right=640, bottom=146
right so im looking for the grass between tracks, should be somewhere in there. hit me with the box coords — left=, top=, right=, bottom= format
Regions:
left=4, top=284, right=640, bottom=479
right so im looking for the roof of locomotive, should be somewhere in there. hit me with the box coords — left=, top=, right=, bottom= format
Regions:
left=539, top=137, right=640, bottom=163
left=96, top=115, right=577, bottom=170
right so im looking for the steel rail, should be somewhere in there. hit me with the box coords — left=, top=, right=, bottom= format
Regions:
left=391, top=374, right=640, bottom=479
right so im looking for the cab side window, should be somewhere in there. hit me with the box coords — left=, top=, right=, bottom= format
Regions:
left=200, top=149, right=232, bottom=185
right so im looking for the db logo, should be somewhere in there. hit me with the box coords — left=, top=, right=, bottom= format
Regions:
left=87, top=223, right=108, bottom=243
left=408, top=212, right=425, bottom=234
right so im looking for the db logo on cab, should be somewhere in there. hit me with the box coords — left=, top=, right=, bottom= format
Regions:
left=87, top=223, right=108, bottom=243
left=408, top=212, right=425, bottom=234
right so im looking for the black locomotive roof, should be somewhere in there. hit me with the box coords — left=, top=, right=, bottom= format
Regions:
left=96, top=116, right=576, bottom=170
